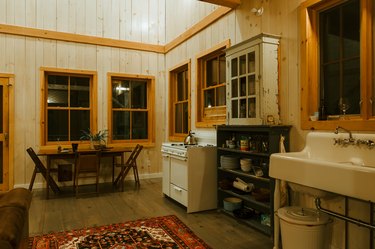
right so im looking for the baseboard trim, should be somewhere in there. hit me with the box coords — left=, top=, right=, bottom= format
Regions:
left=14, top=173, right=163, bottom=190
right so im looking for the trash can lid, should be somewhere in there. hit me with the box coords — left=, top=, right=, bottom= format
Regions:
left=277, top=206, right=330, bottom=225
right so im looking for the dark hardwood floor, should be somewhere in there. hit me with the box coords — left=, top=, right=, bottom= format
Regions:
left=29, top=178, right=273, bottom=249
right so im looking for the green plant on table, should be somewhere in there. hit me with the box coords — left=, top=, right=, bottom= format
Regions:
left=80, top=129, right=108, bottom=144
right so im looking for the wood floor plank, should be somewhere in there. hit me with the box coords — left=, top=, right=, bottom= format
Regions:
left=29, top=178, right=273, bottom=249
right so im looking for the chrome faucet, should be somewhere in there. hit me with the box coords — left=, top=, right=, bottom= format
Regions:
left=334, top=126, right=353, bottom=140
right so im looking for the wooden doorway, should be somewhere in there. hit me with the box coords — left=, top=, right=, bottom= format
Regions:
left=0, top=76, right=14, bottom=191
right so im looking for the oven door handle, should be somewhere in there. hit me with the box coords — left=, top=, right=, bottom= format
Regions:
left=173, top=186, right=183, bottom=192
left=170, top=155, right=187, bottom=161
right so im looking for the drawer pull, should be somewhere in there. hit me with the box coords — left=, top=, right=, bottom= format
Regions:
left=173, top=186, right=183, bottom=192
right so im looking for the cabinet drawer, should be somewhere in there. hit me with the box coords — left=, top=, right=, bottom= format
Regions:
left=170, top=158, right=188, bottom=190
left=170, top=184, right=188, bottom=206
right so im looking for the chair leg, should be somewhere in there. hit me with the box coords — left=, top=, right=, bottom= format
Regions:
left=29, top=167, right=38, bottom=191
left=133, top=163, right=140, bottom=186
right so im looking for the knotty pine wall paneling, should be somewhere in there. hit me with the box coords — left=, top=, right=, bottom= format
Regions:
left=0, top=0, right=166, bottom=187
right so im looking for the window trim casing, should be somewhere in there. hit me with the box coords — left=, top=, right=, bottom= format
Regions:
left=300, top=0, right=375, bottom=131
left=107, top=72, right=155, bottom=147
left=196, top=40, right=230, bottom=128
left=168, top=60, right=191, bottom=141
left=40, top=67, right=98, bottom=148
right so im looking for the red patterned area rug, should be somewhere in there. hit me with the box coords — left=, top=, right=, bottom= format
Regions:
left=28, top=215, right=211, bottom=249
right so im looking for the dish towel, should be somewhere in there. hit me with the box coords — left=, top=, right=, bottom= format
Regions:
left=279, top=135, right=288, bottom=207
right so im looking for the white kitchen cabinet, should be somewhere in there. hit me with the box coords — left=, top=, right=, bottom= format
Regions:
left=226, top=33, right=280, bottom=125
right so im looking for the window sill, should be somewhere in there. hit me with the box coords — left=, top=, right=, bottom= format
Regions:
left=301, top=119, right=375, bottom=131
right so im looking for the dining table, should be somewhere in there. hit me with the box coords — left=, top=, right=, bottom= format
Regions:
left=37, top=147, right=132, bottom=199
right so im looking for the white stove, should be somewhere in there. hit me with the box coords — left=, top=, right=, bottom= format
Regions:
left=161, top=140, right=217, bottom=213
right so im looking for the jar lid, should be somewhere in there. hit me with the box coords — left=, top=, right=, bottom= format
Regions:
left=277, top=206, right=330, bottom=225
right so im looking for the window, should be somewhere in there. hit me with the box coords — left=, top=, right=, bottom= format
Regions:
left=300, top=0, right=374, bottom=130
left=108, top=73, right=155, bottom=145
left=196, top=41, right=230, bottom=127
left=41, top=68, right=97, bottom=145
left=169, top=61, right=190, bottom=140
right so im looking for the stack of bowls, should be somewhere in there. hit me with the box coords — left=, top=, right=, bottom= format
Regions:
left=240, top=158, right=252, bottom=172
left=220, top=155, right=240, bottom=169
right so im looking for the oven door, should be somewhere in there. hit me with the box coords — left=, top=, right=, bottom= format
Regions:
left=170, top=155, right=188, bottom=206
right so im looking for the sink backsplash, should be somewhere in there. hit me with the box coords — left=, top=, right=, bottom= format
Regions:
left=304, top=131, right=375, bottom=167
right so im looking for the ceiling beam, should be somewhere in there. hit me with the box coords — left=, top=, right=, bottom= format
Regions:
left=198, top=0, right=241, bottom=8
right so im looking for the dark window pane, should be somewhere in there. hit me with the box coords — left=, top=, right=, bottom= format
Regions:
left=217, top=86, right=226, bottom=106
left=320, top=8, right=340, bottom=62
left=48, top=75, right=69, bottom=107
left=70, top=110, right=90, bottom=141
left=207, top=58, right=218, bottom=87
left=342, top=0, right=360, bottom=58
left=231, top=100, right=238, bottom=118
left=240, top=77, right=246, bottom=96
left=112, top=80, right=130, bottom=108
left=175, top=104, right=183, bottom=133
left=204, top=89, right=214, bottom=108
left=131, top=81, right=147, bottom=108
left=70, top=77, right=90, bottom=107
left=248, top=98, right=256, bottom=118
left=219, top=55, right=226, bottom=84
left=231, top=58, right=238, bottom=77
left=113, top=111, right=130, bottom=140
left=182, top=102, right=188, bottom=134
left=239, top=55, right=246, bottom=75
left=177, top=71, right=188, bottom=101
left=0, top=142, right=2, bottom=183
left=48, top=110, right=68, bottom=141
left=0, top=86, right=2, bottom=133
left=320, top=0, right=360, bottom=117
left=323, top=63, right=340, bottom=115
left=240, top=99, right=246, bottom=118
left=132, top=111, right=148, bottom=139
left=248, top=75, right=256, bottom=95
left=248, top=52, right=255, bottom=73
left=343, top=58, right=360, bottom=114
left=231, top=79, right=238, bottom=98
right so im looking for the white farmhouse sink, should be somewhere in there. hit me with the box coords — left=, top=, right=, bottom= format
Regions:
left=269, top=131, right=375, bottom=202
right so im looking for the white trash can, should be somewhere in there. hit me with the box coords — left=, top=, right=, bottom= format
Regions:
left=277, top=206, right=331, bottom=249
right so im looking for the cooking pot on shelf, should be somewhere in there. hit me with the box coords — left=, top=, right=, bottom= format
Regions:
left=184, top=130, right=197, bottom=145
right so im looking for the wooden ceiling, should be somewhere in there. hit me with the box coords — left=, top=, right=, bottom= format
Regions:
left=198, top=0, right=241, bottom=8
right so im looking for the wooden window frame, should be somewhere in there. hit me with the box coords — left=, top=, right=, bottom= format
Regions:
left=168, top=60, right=191, bottom=141
left=107, top=73, right=155, bottom=147
left=300, top=0, right=374, bottom=131
left=196, top=40, right=230, bottom=128
left=40, top=67, right=97, bottom=148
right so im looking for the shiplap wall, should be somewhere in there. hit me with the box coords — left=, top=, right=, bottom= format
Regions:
left=0, top=0, right=167, bottom=187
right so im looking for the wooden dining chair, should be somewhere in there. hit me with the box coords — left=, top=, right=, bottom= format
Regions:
left=26, top=147, right=60, bottom=194
left=114, top=144, right=143, bottom=191
left=74, top=151, right=101, bottom=197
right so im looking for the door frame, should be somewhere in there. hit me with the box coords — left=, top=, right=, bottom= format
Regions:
left=0, top=74, right=14, bottom=191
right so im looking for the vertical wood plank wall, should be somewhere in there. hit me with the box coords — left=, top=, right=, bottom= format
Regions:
left=0, top=0, right=305, bottom=187
left=0, top=0, right=168, bottom=186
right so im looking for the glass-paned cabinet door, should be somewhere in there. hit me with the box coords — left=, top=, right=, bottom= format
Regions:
left=227, top=45, right=260, bottom=124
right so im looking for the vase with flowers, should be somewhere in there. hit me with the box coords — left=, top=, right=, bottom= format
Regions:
left=80, top=129, right=108, bottom=150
